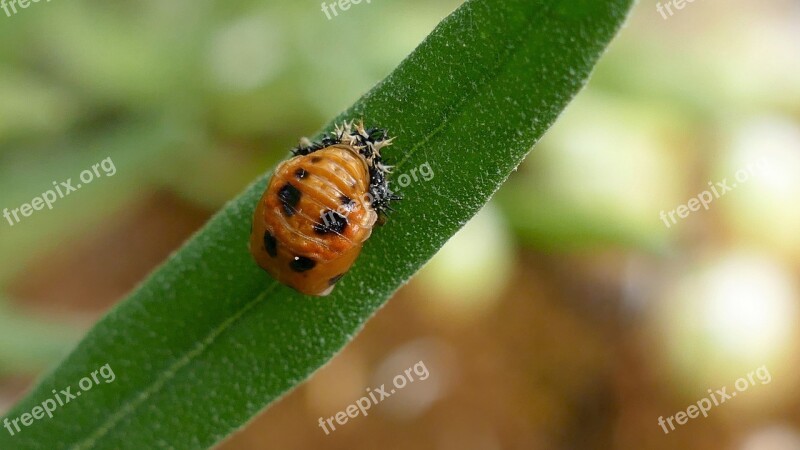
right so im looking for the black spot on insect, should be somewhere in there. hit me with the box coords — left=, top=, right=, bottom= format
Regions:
left=289, top=122, right=397, bottom=216
left=340, top=195, right=356, bottom=211
left=329, top=274, right=345, bottom=286
left=314, top=210, right=348, bottom=235
left=278, top=183, right=301, bottom=216
left=294, top=168, right=308, bottom=180
left=263, top=231, right=277, bottom=257
left=290, top=256, right=316, bottom=272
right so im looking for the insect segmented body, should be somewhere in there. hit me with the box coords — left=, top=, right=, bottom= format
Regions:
left=249, top=121, right=398, bottom=296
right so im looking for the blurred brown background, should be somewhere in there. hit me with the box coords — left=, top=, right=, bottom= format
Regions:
left=1, top=0, right=800, bottom=449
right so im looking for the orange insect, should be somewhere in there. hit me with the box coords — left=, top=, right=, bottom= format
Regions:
left=249, top=121, right=397, bottom=296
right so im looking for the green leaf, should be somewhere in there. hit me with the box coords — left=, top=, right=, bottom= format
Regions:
left=1, top=0, right=632, bottom=448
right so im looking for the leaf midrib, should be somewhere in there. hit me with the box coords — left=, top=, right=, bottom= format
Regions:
left=72, top=1, right=554, bottom=447
left=72, top=284, right=279, bottom=449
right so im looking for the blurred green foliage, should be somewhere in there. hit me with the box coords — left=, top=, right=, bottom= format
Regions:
left=0, top=1, right=799, bottom=448
left=0, top=1, right=635, bottom=448
left=0, top=299, right=83, bottom=374
left=0, top=0, right=462, bottom=288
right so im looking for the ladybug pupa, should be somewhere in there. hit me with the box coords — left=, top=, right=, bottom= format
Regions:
left=249, top=121, right=398, bottom=296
